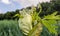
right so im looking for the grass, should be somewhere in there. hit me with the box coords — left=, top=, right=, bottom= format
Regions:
left=0, top=20, right=60, bottom=36
left=0, top=20, right=23, bottom=36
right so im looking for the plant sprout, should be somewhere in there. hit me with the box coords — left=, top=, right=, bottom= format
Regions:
left=14, top=4, right=60, bottom=36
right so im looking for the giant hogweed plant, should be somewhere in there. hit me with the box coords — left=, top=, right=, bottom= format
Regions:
left=14, top=4, right=60, bottom=36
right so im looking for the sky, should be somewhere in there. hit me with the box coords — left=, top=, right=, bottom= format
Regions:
left=0, top=0, right=50, bottom=13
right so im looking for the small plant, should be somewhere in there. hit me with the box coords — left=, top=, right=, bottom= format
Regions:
left=15, top=4, right=60, bottom=36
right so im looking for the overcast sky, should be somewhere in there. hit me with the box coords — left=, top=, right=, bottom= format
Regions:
left=0, top=0, right=50, bottom=13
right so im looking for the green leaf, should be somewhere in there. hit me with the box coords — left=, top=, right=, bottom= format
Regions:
left=51, top=11, right=58, bottom=16
left=14, top=14, right=24, bottom=18
left=42, top=19, right=58, bottom=34
left=43, top=12, right=60, bottom=20
left=14, top=14, right=20, bottom=17
left=37, top=4, right=42, bottom=14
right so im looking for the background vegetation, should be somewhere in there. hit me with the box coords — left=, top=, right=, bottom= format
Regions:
left=0, top=20, right=60, bottom=36
left=0, top=0, right=60, bottom=36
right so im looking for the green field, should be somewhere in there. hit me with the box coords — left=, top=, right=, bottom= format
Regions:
left=0, top=20, right=60, bottom=36
left=0, top=20, right=24, bottom=36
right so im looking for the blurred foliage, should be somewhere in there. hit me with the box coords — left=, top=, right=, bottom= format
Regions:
left=0, top=20, right=24, bottom=36
left=0, top=10, right=19, bottom=20
left=0, top=20, right=60, bottom=36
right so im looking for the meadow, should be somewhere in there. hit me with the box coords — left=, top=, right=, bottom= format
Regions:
left=0, top=20, right=23, bottom=36
left=0, top=20, right=60, bottom=36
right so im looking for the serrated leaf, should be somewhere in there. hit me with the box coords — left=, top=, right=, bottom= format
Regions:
left=42, top=19, right=58, bottom=34
left=43, top=12, right=60, bottom=20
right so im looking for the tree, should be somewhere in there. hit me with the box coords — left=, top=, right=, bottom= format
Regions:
left=0, top=14, right=4, bottom=20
